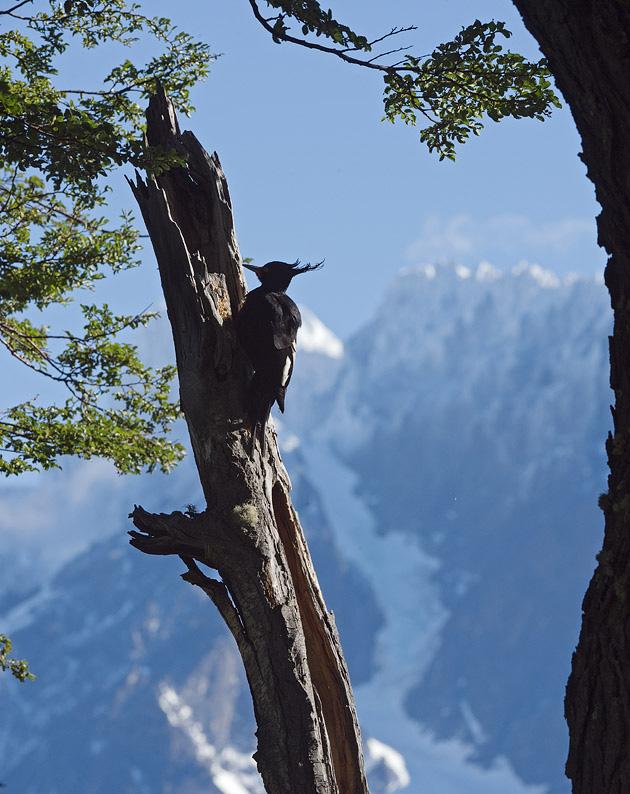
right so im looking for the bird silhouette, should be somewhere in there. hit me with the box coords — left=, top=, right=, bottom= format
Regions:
left=237, top=259, right=323, bottom=454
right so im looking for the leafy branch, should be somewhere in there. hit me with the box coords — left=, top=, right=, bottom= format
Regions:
left=0, top=305, right=184, bottom=475
left=0, top=634, right=34, bottom=682
left=249, top=1, right=560, bottom=159
left=0, top=2, right=209, bottom=475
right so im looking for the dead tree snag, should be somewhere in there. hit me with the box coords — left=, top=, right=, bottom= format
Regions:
left=126, top=86, right=369, bottom=794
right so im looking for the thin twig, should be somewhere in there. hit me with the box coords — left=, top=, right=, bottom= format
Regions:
left=248, top=0, right=416, bottom=74
left=0, top=167, right=19, bottom=216
left=0, top=0, right=33, bottom=15
left=366, top=45, right=413, bottom=64
left=341, top=25, right=416, bottom=53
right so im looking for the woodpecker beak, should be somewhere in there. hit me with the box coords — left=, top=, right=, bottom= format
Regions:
left=242, top=262, right=264, bottom=282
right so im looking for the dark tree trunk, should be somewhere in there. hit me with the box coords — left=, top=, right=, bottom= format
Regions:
left=127, top=87, right=369, bottom=794
left=510, top=2, right=630, bottom=791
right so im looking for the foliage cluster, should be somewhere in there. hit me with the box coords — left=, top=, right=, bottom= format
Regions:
left=251, top=0, right=560, bottom=159
left=0, top=0, right=211, bottom=475
left=0, top=633, right=34, bottom=681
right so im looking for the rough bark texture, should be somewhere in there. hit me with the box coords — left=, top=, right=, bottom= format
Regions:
left=510, top=2, right=630, bottom=792
left=127, top=86, right=369, bottom=794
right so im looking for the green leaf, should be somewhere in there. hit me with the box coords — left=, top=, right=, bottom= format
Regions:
left=0, top=634, right=35, bottom=682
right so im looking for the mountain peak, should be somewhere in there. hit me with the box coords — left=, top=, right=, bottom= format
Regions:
left=298, top=305, right=344, bottom=359
left=400, top=259, right=599, bottom=290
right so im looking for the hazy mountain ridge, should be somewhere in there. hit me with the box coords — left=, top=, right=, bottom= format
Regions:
left=1, top=262, right=611, bottom=793
left=302, top=262, right=609, bottom=793
left=0, top=452, right=383, bottom=793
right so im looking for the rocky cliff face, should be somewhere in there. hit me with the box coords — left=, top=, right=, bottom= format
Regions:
left=297, top=262, right=609, bottom=794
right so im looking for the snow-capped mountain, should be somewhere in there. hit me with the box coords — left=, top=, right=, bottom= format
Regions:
left=296, top=262, right=609, bottom=794
left=0, top=448, right=383, bottom=794
left=0, top=262, right=611, bottom=793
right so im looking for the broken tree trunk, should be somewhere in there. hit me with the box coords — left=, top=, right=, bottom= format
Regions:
left=511, top=2, right=630, bottom=791
left=126, top=86, right=369, bottom=794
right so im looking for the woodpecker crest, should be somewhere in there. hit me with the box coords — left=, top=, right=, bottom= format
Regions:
left=243, top=259, right=323, bottom=293
left=237, top=258, right=324, bottom=455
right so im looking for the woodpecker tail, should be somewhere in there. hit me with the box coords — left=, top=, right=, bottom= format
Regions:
left=246, top=372, right=276, bottom=456
left=276, top=385, right=286, bottom=414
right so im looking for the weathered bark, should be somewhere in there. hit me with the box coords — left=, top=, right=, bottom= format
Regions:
left=127, top=86, right=369, bottom=794
left=509, top=2, right=630, bottom=792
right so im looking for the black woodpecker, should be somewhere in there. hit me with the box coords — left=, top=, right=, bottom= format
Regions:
left=237, top=259, right=323, bottom=453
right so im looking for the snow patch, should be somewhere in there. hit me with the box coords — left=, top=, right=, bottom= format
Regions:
left=513, top=260, right=560, bottom=289
left=365, top=737, right=411, bottom=791
left=460, top=700, right=488, bottom=746
left=1, top=584, right=54, bottom=634
left=298, top=306, right=344, bottom=358
left=280, top=433, right=300, bottom=453
left=404, top=263, right=439, bottom=279
left=455, top=264, right=471, bottom=279
left=476, top=260, right=501, bottom=282
left=158, top=684, right=264, bottom=794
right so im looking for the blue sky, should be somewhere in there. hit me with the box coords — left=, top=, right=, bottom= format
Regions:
left=1, top=0, right=607, bottom=411
left=77, top=0, right=605, bottom=339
